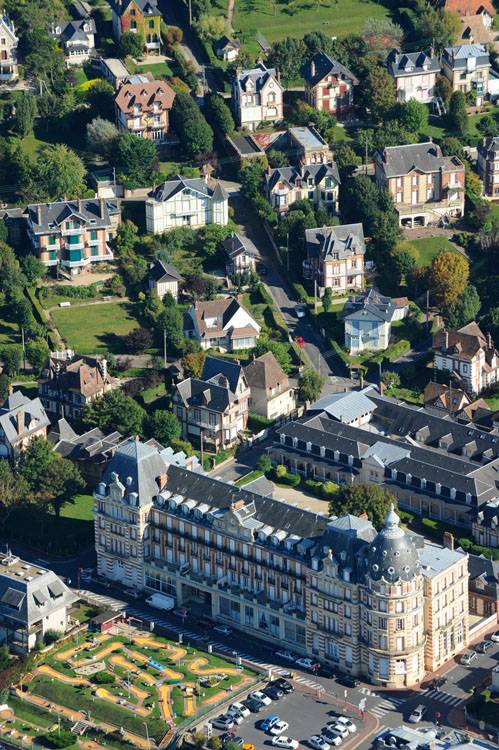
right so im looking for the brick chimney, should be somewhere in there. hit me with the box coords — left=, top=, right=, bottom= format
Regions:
left=443, top=531, right=454, bottom=550
left=444, top=330, right=449, bottom=350
left=36, top=205, right=42, bottom=226
left=99, top=197, right=106, bottom=218
left=78, top=197, right=83, bottom=213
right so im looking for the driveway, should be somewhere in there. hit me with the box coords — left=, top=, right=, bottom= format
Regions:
left=229, top=191, right=352, bottom=395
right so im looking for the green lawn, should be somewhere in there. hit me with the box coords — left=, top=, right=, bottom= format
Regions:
left=51, top=301, right=140, bottom=354
left=230, top=0, right=391, bottom=55
left=410, top=237, right=460, bottom=267
left=137, top=61, right=175, bottom=77
left=0, top=315, right=20, bottom=347
left=486, top=395, right=499, bottom=411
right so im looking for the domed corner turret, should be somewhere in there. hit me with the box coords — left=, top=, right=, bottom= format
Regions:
left=367, top=503, right=421, bottom=584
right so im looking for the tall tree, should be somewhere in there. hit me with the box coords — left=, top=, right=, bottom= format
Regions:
left=299, top=368, right=325, bottom=402
left=83, top=390, right=146, bottom=436
left=442, top=284, right=481, bottom=328
left=13, top=92, right=37, bottom=137
left=147, top=410, right=181, bottom=446
left=171, top=92, right=214, bottom=159
left=360, top=65, right=396, bottom=121
left=0, top=460, right=27, bottom=530
left=329, top=484, right=396, bottom=530
left=18, top=436, right=54, bottom=492
left=204, top=93, right=235, bottom=136
left=35, top=144, right=86, bottom=200
left=87, top=117, right=119, bottom=157
left=430, top=251, right=469, bottom=306
left=120, top=30, right=144, bottom=58
left=448, top=91, right=468, bottom=137
left=114, top=132, right=158, bottom=189
left=39, top=457, right=84, bottom=517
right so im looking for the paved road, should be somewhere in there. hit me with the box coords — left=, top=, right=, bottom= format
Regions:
left=229, top=191, right=352, bottom=395
left=211, top=440, right=273, bottom=483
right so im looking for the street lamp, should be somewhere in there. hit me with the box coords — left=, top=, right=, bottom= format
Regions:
left=143, top=722, right=151, bottom=750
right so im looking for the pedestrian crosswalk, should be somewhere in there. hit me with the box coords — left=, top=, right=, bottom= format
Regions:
left=370, top=695, right=406, bottom=719
left=359, top=686, right=375, bottom=696
left=423, top=688, right=464, bottom=708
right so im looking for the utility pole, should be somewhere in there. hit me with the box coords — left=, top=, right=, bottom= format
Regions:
left=314, top=279, right=318, bottom=314
left=426, top=289, right=430, bottom=328
left=365, top=132, right=369, bottom=176
left=188, top=0, right=192, bottom=26
left=286, top=233, right=290, bottom=273
left=21, top=326, right=26, bottom=370
left=163, top=328, right=167, bottom=367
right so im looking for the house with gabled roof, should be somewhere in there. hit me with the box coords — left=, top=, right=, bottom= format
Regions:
left=110, top=0, right=161, bottom=53
left=148, top=259, right=182, bottom=301
left=303, top=223, right=365, bottom=294
left=444, top=0, right=495, bottom=26
left=146, top=175, right=228, bottom=234
left=51, top=18, right=96, bottom=64
left=0, top=391, right=50, bottom=461
left=301, top=52, right=358, bottom=119
left=222, top=232, right=260, bottom=276
left=386, top=49, right=440, bottom=104
left=266, top=162, right=340, bottom=214
left=172, top=355, right=250, bottom=451
left=433, top=322, right=499, bottom=395
left=442, top=43, right=491, bottom=104
left=213, top=35, right=240, bottom=61
left=374, top=142, right=465, bottom=227
left=232, top=62, right=283, bottom=131
left=244, top=351, right=295, bottom=420
left=184, top=296, right=261, bottom=352
left=0, top=15, right=18, bottom=82
left=343, top=289, right=409, bottom=353
left=115, top=79, right=175, bottom=144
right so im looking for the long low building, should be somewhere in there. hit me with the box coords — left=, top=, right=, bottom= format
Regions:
left=94, top=437, right=469, bottom=688
left=270, top=387, right=499, bottom=528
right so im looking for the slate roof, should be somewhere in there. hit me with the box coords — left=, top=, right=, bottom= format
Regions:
left=376, top=142, right=464, bottom=178
left=186, top=297, right=260, bottom=341
left=343, top=288, right=401, bottom=323
left=244, top=352, right=289, bottom=393
left=50, top=420, right=123, bottom=463
left=102, top=437, right=170, bottom=507
left=235, top=62, right=281, bottom=94
left=149, top=259, right=182, bottom=284
left=222, top=232, right=260, bottom=261
left=467, top=553, right=499, bottom=599
left=40, top=354, right=115, bottom=399
left=201, top=355, right=244, bottom=393
left=52, top=18, right=96, bottom=45
left=305, top=223, right=365, bottom=261
left=433, top=322, right=497, bottom=362
left=386, top=49, right=440, bottom=78
left=478, top=136, right=499, bottom=159
left=175, top=377, right=235, bottom=413
left=25, top=199, right=117, bottom=234
left=419, top=540, right=465, bottom=578
left=0, top=392, right=50, bottom=447
left=266, top=163, right=340, bottom=193
left=213, top=35, right=240, bottom=53
left=442, top=43, right=490, bottom=69
left=110, top=0, right=160, bottom=17
left=276, top=386, right=499, bottom=506
left=149, top=176, right=228, bottom=203
left=301, top=52, right=358, bottom=87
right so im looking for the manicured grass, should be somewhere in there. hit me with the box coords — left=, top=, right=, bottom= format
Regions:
left=140, top=382, right=166, bottom=405
left=235, top=469, right=264, bottom=486
left=72, top=603, right=102, bottom=623
left=61, top=493, right=94, bottom=521
left=7, top=695, right=55, bottom=729
left=137, top=61, right=175, bottom=77
left=230, top=0, right=391, bottom=55
left=410, top=236, right=460, bottom=267
left=486, top=395, right=499, bottom=411
left=0, top=316, right=20, bottom=347
left=51, top=301, right=140, bottom=354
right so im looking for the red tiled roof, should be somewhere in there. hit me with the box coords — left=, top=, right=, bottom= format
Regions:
left=444, top=0, right=495, bottom=16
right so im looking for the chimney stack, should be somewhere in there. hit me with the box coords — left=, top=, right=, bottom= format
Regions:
left=310, top=59, right=316, bottom=79
left=443, top=531, right=454, bottom=551
left=444, top=330, right=449, bottom=350
left=78, top=197, right=83, bottom=214
left=36, top=204, right=42, bottom=226
left=16, top=410, right=23, bottom=436
left=99, top=196, right=106, bottom=218
left=488, top=332, right=493, bottom=349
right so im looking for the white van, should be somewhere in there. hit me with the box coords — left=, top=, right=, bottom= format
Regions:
left=145, top=593, right=175, bottom=611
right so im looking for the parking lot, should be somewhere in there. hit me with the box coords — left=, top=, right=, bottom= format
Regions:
left=209, top=688, right=365, bottom=749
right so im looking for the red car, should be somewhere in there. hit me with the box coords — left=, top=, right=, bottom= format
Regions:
left=294, top=336, right=305, bottom=347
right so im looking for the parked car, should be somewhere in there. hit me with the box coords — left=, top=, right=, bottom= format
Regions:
left=460, top=651, right=477, bottom=666
left=476, top=640, right=493, bottom=654
left=426, top=676, right=446, bottom=690
left=336, top=674, right=358, bottom=688
left=242, top=697, right=264, bottom=713
left=264, top=686, right=284, bottom=700
left=261, top=716, right=280, bottom=732
left=219, top=732, right=236, bottom=746
left=321, top=730, right=342, bottom=747
left=335, top=717, right=357, bottom=734
left=409, top=705, right=426, bottom=724
left=123, top=588, right=141, bottom=599
left=227, top=710, right=244, bottom=725
left=308, top=736, right=330, bottom=750
left=327, top=724, right=348, bottom=739
left=275, top=650, right=297, bottom=662
left=270, top=721, right=289, bottom=736
left=212, top=715, right=235, bottom=730
left=270, top=678, right=294, bottom=693
left=214, top=624, right=232, bottom=636
left=228, top=703, right=250, bottom=719
left=272, top=737, right=299, bottom=749
left=223, top=738, right=243, bottom=748
left=295, top=657, right=319, bottom=671
left=319, top=665, right=335, bottom=679
left=491, top=631, right=499, bottom=643
left=295, top=305, right=307, bottom=319
left=249, top=690, right=272, bottom=706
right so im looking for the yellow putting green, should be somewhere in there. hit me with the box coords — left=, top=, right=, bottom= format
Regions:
left=188, top=657, right=239, bottom=676
left=133, top=637, right=186, bottom=662
left=94, top=687, right=149, bottom=716
left=56, top=634, right=108, bottom=662
left=127, top=683, right=149, bottom=703
left=74, top=641, right=123, bottom=666
left=203, top=690, right=227, bottom=706
left=36, top=666, right=90, bottom=686
left=110, top=656, right=157, bottom=687
left=158, top=684, right=173, bottom=721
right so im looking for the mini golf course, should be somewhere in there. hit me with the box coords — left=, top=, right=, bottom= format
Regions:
left=8, top=631, right=257, bottom=749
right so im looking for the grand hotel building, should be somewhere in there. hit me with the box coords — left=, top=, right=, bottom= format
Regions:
left=94, top=438, right=469, bottom=688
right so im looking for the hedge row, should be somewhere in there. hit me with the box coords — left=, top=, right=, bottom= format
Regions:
left=421, top=517, right=499, bottom=560
left=304, top=478, right=340, bottom=500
